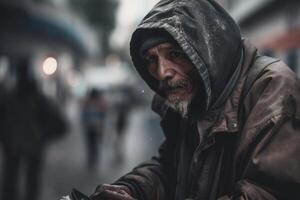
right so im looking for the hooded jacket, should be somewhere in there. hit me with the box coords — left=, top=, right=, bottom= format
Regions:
left=130, top=0, right=242, bottom=110
left=114, top=0, right=300, bottom=199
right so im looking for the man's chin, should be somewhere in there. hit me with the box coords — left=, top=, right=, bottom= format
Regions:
left=166, top=98, right=190, bottom=118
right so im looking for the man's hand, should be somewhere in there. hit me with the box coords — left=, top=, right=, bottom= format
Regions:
left=90, top=184, right=136, bottom=200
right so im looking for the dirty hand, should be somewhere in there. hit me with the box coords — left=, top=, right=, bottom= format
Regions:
left=90, top=184, right=136, bottom=200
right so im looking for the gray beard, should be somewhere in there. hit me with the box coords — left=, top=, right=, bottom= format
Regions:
left=166, top=96, right=190, bottom=118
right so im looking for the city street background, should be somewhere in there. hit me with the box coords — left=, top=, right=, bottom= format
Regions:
left=0, top=0, right=300, bottom=199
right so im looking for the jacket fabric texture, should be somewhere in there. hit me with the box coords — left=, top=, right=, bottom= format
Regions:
left=115, top=0, right=300, bottom=199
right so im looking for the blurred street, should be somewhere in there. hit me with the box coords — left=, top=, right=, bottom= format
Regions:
left=0, top=0, right=300, bottom=200
left=40, top=99, right=163, bottom=200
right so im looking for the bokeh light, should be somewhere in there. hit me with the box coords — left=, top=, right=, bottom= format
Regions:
left=42, top=57, right=58, bottom=75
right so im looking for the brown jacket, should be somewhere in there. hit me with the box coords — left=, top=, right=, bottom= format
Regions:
left=115, top=40, right=300, bottom=199
left=117, top=0, right=300, bottom=199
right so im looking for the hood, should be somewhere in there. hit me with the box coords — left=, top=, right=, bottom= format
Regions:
left=130, top=0, right=242, bottom=111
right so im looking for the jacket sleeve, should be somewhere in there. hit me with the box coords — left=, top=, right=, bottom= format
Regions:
left=114, top=138, right=175, bottom=200
left=226, top=63, right=300, bottom=199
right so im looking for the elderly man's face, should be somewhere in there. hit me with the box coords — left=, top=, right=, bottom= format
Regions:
left=144, top=42, right=198, bottom=117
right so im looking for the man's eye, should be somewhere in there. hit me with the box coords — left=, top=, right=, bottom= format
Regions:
left=144, top=56, right=157, bottom=76
left=144, top=56, right=156, bottom=64
left=169, top=50, right=183, bottom=59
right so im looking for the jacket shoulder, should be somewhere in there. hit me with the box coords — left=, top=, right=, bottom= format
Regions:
left=242, top=59, right=300, bottom=128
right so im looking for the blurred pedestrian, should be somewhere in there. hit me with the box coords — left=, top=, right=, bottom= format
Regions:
left=81, top=88, right=107, bottom=169
left=113, top=89, right=132, bottom=163
left=0, top=57, right=67, bottom=200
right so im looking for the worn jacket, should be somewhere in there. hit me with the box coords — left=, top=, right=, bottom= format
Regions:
left=115, top=0, right=300, bottom=199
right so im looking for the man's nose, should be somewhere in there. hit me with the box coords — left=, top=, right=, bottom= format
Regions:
left=157, top=59, right=175, bottom=81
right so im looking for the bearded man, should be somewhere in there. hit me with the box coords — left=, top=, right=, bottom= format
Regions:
left=90, top=0, right=300, bottom=199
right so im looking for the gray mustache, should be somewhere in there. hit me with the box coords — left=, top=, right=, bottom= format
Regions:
left=159, top=80, right=190, bottom=92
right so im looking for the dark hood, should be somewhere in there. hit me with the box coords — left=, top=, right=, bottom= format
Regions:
left=130, top=0, right=242, bottom=111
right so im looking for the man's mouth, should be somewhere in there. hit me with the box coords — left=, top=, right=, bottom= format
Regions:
left=166, top=86, right=187, bottom=94
left=165, top=83, right=193, bottom=98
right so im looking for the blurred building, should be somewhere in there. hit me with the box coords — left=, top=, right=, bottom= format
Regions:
left=0, top=0, right=98, bottom=103
left=218, top=0, right=300, bottom=75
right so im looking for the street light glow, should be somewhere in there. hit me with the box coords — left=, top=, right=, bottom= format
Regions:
left=43, top=57, right=57, bottom=75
